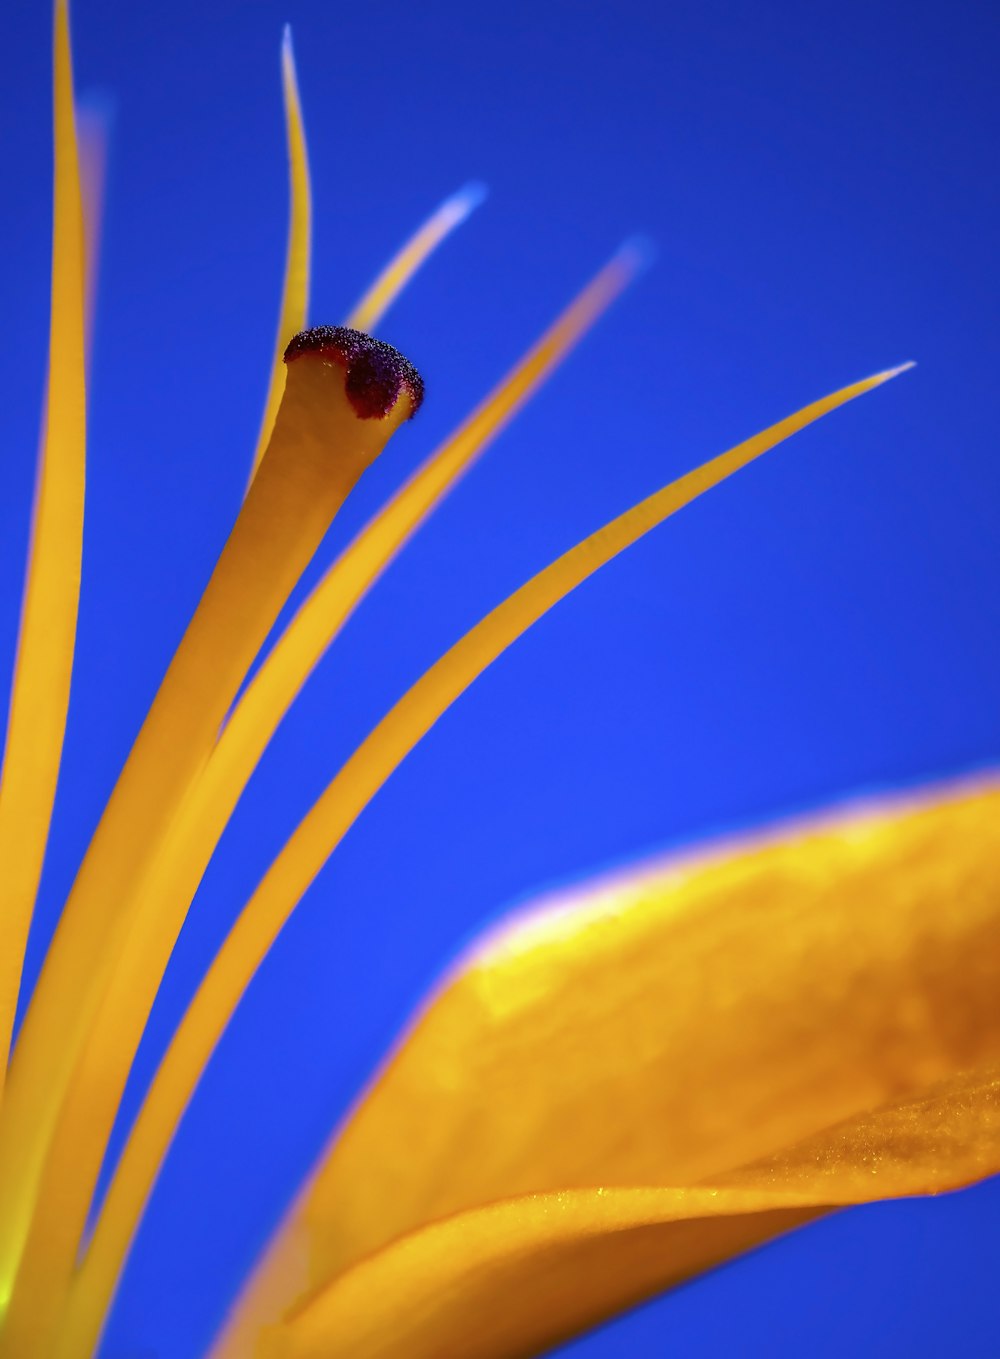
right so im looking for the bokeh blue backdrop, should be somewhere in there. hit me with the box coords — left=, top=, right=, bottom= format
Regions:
left=2, top=0, right=999, bottom=1354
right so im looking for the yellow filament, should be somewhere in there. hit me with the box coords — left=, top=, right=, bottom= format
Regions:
left=0, top=356, right=413, bottom=1325
left=59, top=362, right=908, bottom=1359
left=48, top=246, right=640, bottom=1359
left=345, top=182, right=488, bottom=334
left=0, top=0, right=86, bottom=1090
left=180, top=370, right=910, bottom=1067
left=247, top=28, right=312, bottom=486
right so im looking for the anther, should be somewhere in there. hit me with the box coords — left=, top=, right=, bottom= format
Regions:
left=284, top=326, right=424, bottom=420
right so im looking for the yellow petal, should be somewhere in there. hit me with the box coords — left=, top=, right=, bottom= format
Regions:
left=211, top=774, right=1000, bottom=1356
left=246, top=27, right=312, bottom=486
left=265, top=1191, right=823, bottom=1359
left=266, top=1066, right=1000, bottom=1359
left=0, top=0, right=86, bottom=1089
left=715, top=1063, right=1000, bottom=1200
left=267, top=1068, right=1000, bottom=1359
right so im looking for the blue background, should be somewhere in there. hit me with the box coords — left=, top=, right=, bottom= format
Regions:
left=2, top=0, right=999, bottom=1354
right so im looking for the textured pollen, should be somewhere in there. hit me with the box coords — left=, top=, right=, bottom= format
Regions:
left=284, top=326, right=424, bottom=420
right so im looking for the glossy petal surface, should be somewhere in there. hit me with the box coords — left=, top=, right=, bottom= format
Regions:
left=278, top=1066, right=1000, bottom=1359
left=215, top=775, right=1000, bottom=1356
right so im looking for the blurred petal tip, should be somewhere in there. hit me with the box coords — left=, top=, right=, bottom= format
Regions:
left=450, top=181, right=489, bottom=214
left=284, top=325, right=425, bottom=419
left=618, top=234, right=658, bottom=272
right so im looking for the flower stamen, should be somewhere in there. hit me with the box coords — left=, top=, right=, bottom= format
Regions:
left=247, top=25, right=311, bottom=487
left=60, top=359, right=909, bottom=1359
left=0, top=324, right=421, bottom=1345
left=285, top=325, right=424, bottom=420
left=51, top=244, right=643, bottom=1359
left=0, top=0, right=86, bottom=1095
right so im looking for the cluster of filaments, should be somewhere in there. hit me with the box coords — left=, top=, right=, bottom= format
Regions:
left=0, top=4, right=900, bottom=1356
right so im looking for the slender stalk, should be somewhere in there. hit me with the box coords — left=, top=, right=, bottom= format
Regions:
left=246, top=27, right=312, bottom=487
left=0, top=333, right=420, bottom=1344
left=63, top=363, right=907, bottom=1359
left=0, top=0, right=86, bottom=1096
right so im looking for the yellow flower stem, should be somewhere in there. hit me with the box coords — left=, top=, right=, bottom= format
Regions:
left=246, top=27, right=311, bottom=488
left=0, top=0, right=86, bottom=1093
left=50, top=246, right=640, bottom=1359
left=0, top=348, right=417, bottom=1343
left=61, top=362, right=904, bottom=1359
left=344, top=181, right=488, bottom=335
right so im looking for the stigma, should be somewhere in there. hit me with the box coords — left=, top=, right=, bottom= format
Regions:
left=284, top=326, right=424, bottom=420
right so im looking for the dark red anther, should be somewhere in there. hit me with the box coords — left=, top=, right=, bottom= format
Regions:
left=284, top=326, right=424, bottom=420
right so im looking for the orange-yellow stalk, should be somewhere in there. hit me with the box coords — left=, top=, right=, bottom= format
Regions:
left=211, top=776, right=1000, bottom=1358
left=0, top=332, right=420, bottom=1339
left=0, top=0, right=86, bottom=1092
left=247, top=27, right=311, bottom=487
left=46, top=244, right=641, bottom=1359
left=169, top=366, right=909, bottom=1160
left=245, top=66, right=485, bottom=493
left=56, top=362, right=906, bottom=1359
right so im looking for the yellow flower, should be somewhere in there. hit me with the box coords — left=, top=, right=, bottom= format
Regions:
left=1, top=3, right=996, bottom=1357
